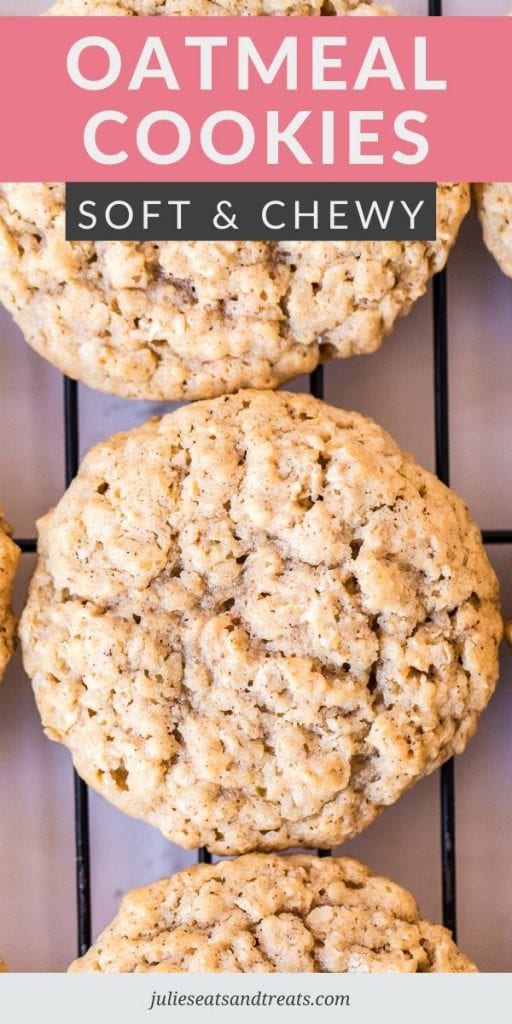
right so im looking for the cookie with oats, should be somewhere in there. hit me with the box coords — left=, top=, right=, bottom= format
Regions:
left=0, top=511, right=19, bottom=682
left=21, top=390, right=502, bottom=854
left=474, top=183, right=512, bottom=278
left=49, top=0, right=397, bottom=13
left=0, top=0, right=469, bottom=401
left=68, top=854, right=477, bottom=973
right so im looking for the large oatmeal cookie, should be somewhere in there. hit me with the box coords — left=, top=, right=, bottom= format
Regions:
left=0, top=1, right=469, bottom=401
left=0, top=511, right=19, bottom=682
left=69, top=854, right=477, bottom=973
left=49, top=0, right=396, bottom=14
left=21, top=391, right=502, bottom=853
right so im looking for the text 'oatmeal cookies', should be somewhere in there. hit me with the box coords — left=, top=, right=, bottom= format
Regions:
left=68, top=853, right=477, bottom=973
left=21, top=390, right=502, bottom=854
left=0, top=0, right=469, bottom=402
left=0, top=510, right=20, bottom=683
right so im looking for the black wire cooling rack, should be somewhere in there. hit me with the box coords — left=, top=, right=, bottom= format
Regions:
left=12, top=0, right=512, bottom=964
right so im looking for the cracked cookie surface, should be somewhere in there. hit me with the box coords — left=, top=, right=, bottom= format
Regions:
left=0, top=511, right=19, bottom=682
left=0, top=1, right=469, bottom=401
left=69, top=853, right=477, bottom=972
left=21, top=390, right=502, bottom=853
left=49, top=0, right=396, bottom=13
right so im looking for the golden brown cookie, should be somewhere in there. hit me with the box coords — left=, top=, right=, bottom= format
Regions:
left=0, top=511, right=19, bottom=682
left=69, top=854, right=477, bottom=973
left=49, top=0, right=396, bottom=13
left=474, top=183, right=512, bottom=278
left=21, top=391, right=502, bottom=854
left=0, top=1, right=469, bottom=401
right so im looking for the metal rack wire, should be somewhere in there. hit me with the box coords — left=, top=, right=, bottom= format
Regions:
left=12, top=0, right=512, bottom=966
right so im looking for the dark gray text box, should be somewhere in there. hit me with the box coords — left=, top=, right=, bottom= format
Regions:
left=66, top=182, right=436, bottom=242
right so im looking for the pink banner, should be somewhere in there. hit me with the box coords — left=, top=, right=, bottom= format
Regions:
left=0, top=16, right=510, bottom=183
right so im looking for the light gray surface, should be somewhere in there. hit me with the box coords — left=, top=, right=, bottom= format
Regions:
left=0, top=0, right=510, bottom=974
left=2, top=973, right=512, bottom=1024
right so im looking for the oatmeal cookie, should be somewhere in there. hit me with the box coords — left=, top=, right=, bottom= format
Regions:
left=20, top=391, right=502, bottom=853
left=69, top=853, right=477, bottom=973
left=0, top=511, right=19, bottom=682
left=474, top=183, right=512, bottom=278
left=49, top=0, right=396, bottom=14
left=0, top=1, right=469, bottom=401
